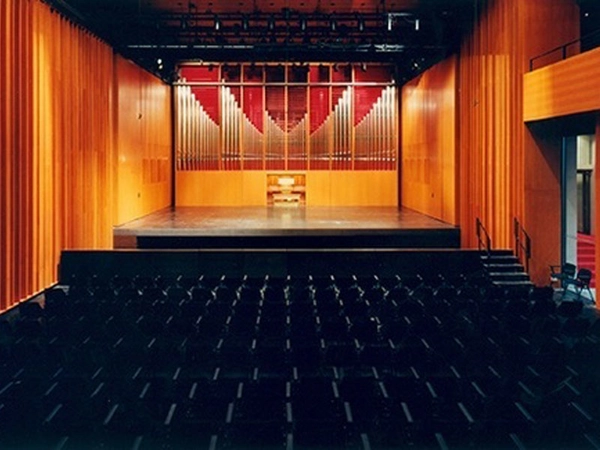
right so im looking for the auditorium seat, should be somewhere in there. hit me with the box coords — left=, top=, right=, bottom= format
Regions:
left=4, top=269, right=600, bottom=449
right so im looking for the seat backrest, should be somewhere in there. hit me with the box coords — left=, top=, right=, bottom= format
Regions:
left=577, top=268, right=592, bottom=285
left=563, top=263, right=577, bottom=278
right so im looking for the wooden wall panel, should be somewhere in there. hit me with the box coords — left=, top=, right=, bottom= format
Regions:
left=0, top=0, right=115, bottom=310
left=0, top=0, right=172, bottom=311
left=523, top=123, right=562, bottom=283
left=401, top=55, right=457, bottom=225
left=459, top=0, right=526, bottom=251
left=176, top=171, right=397, bottom=207
left=458, top=0, right=578, bottom=284
left=115, top=56, right=172, bottom=225
left=524, top=47, right=600, bottom=122
left=177, top=172, right=246, bottom=206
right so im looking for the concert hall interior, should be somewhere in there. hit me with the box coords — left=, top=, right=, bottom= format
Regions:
left=2, top=0, right=600, bottom=449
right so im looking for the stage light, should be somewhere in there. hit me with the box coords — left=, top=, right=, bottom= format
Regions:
left=415, top=19, right=420, bottom=31
left=214, top=15, right=221, bottom=31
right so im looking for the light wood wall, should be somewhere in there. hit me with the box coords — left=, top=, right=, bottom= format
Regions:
left=457, top=0, right=579, bottom=284
left=176, top=171, right=397, bottom=207
left=401, top=55, right=457, bottom=225
left=1, top=0, right=115, bottom=310
left=524, top=46, right=600, bottom=122
left=115, top=56, right=172, bottom=225
left=0, top=0, right=172, bottom=311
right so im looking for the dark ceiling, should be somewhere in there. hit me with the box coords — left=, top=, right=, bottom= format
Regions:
left=50, top=0, right=476, bottom=82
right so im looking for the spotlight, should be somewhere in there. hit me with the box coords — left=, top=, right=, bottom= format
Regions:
left=415, top=19, right=420, bottom=31
left=214, top=15, right=221, bottom=31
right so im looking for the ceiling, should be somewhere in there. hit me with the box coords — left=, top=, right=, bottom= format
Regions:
left=53, top=0, right=475, bottom=83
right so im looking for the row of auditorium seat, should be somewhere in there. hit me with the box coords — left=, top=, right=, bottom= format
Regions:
left=0, top=273, right=598, bottom=449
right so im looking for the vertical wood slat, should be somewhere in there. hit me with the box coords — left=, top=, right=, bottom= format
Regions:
left=458, top=0, right=525, bottom=250
left=1, top=0, right=172, bottom=311
left=457, top=0, right=578, bottom=284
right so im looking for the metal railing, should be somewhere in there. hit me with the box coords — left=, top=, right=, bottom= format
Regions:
left=530, top=28, right=600, bottom=71
left=476, top=218, right=491, bottom=256
left=514, top=217, right=532, bottom=273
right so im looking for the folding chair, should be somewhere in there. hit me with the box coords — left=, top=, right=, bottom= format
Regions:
left=549, top=263, right=576, bottom=288
left=563, top=268, right=594, bottom=303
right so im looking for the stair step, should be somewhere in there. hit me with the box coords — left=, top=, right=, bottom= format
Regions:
left=489, top=273, right=531, bottom=282
left=493, top=280, right=534, bottom=287
left=483, top=264, right=525, bottom=272
left=481, top=255, right=519, bottom=264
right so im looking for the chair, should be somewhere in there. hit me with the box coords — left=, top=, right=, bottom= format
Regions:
left=562, top=268, right=594, bottom=303
left=550, top=263, right=576, bottom=288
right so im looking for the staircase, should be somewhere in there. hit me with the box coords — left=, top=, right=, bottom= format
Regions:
left=577, top=233, right=596, bottom=288
left=480, top=250, right=534, bottom=290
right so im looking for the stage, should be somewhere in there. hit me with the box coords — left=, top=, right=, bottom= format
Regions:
left=113, top=206, right=460, bottom=250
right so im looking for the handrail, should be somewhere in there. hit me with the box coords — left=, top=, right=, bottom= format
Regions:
left=514, top=217, right=532, bottom=273
left=530, top=28, right=600, bottom=71
left=476, top=218, right=491, bottom=256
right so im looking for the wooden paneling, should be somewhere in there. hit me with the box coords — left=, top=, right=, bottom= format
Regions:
left=177, top=171, right=246, bottom=206
left=458, top=0, right=526, bottom=250
left=457, top=0, right=578, bottom=284
left=1, top=0, right=114, bottom=310
left=401, top=55, right=457, bottom=225
left=524, top=47, right=600, bottom=122
left=176, top=171, right=397, bottom=206
left=0, top=0, right=172, bottom=311
left=115, top=56, right=172, bottom=225
left=523, top=122, right=562, bottom=283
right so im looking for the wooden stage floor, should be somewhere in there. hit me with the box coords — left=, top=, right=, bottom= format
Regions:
left=113, top=206, right=460, bottom=249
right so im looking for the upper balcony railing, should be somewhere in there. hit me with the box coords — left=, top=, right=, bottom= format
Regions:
left=529, top=28, right=600, bottom=71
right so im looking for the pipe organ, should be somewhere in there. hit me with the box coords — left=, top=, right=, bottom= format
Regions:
left=176, top=63, right=397, bottom=172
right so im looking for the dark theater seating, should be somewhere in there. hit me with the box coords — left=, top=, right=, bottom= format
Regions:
left=0, top=268, right=599, bottom=450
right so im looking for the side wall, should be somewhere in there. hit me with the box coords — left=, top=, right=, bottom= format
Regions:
left=401, top=55, right=457, bottom=225
left=0, top=0, right=172, bottom=311
left=458, top=0, right=579, bottom=284
left=115, top=56, right=172, bottom=225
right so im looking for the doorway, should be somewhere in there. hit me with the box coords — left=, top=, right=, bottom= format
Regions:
left=562, top=134, right=596, bottom=287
